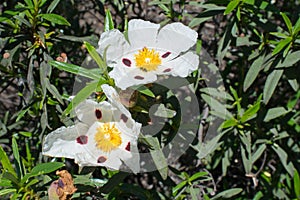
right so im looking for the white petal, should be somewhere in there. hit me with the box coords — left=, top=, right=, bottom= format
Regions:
left=128, top=19, right=160, bottom=49
left=75, top=100, right=115, bottom=126
left=109, top=67, right=157, bottom=90
left=101, top=84, right=131, bottom=118
left=42, top=123, right=89, bottom=158
left=97, top=29, right=130, bottom=65
left=121, top=141, right=140, bottom=173
left=157, top=22, right=198, bottom=54
left=158, top=52, right=199, bottom=77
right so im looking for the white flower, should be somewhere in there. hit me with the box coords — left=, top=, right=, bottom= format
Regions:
left=42, top=84, right=141, bottom=173
left=97, top=19, right=199, bottom=90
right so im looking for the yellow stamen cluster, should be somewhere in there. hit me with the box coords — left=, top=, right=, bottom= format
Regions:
left=134, top=47, right=161, bottom=72
left=94, top=123, right=122, bottom=152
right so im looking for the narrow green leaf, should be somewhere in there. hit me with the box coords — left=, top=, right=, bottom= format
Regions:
left=211, top=188, right=243, bottom=199
left=272, top=144, right=295, bottom=176
left=47, top=0, right=60, bottom=13
left=272, top=37, right=292, bottom=55
left=21, top=162, right=64, bottom=184
left=201, top=94, right=233, bottom=120
left=220, top=117, right=238, bottom=129
left=104, top=9, right=114, bottom=31
left=252, top=144, right=266, bottom=164
left=279, top=50, right=300, bottom=68
left=40, top=14, right=70, bottom=26
left=224, top=0, right=240, bottom=15
left=2, top=172, right=19, bottom=186
left=280, top=12, right=293, bottom=34
left=243, top=55, right=264, bottom=91
left=240, top=95, right=262, bottom=123
left=0, top=189, right=17, bottom=196
left=12, top=137, right=23, bottom=178
left=172, top=180, right=187, bottom=196
left=45, top=78, right=64, bottom=104
left=190, top=186, right=201, bottom=200
left=62, top=81, right=103, bottom=117
left=84, top=41, right=107, bottom=73
left=263, top=69, right=283, bottom=104
left=294, top=170, right=300, bottom=199
left=288, top=79, right=299, bottom=92
left=49, top=60, right=101, bottom=80
left=241, top=145, right=251, bottom=174
left=264, top=107, right=290, bottom=122
left=293, top=17, right=300, bottom=34
left=201, top=87, right=234, bottom=101
left=146, top=136, right=168, bottom=180
left=100, top=172, right=128, bottom=194
left=131, top=85, right=155, bottom=98
left=189, top=171, right=208, bottom=182
left=0, top=146, right=16, bottom=176
left=153, top=104, right=176, bottom=118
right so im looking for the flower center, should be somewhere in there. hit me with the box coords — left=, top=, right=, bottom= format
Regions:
left=134, top=47, right=161, bottom=72
left=94, top=123, right=122, bottom=152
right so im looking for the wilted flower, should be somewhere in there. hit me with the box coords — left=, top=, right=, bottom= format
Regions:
left=97, top=19, right=199, bottom=90
left=42, top=84, right=141, bottom=173
left=48, top=170, right=77, bottom=200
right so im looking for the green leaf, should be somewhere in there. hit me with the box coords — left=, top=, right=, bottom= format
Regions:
left=272, top=37, right=292, bottom=55
left=224, top=0, right=240, bottom=15
left=40, top=13, right=70, bottom=26
left=252, top=144, right=266, bottom=164
left=272, top=144, right=295, bottom=176
left=193, top=133, right=223, bottom=159
left=172, top=180, right=187, bottom=196
left=12, top=137, right=23, bottom=179
left=104, top=9, right=114, bottom=31
left=190, top=186, right=201, bottom=200
left=201, top=87, right=234, bottom=101
left=263, top=69, right=283, bottom=104
left=47, top=0, right=60, bottom=13
left=152, top=104, right=176, bottom=118
left=145, top=136, right=168, bottom=180
left=62, top=81, right=103, bottom=117
left=45, top=78, right=64, bottom=105
left=21, top=162, right=64, bottom=184
left=264, top=107, right=290, bottom=122
left=0, top=189, right=17, bottom=196
left=279, top=50, right=300, bottom=68
left=240, top=95, right=262, bottom=123
left=220, top=117, right=238, bottom=129
left=201, top=94, right=233, bottom=120
left=280, top=12, right=292, bottom=34
left=131, top=85, right=155, bottom=98
left=294, top=170, right=300, bottom=199
left=293, top=17, right=300, bottom=34
left=243, top=55, right=264, bottom=91
left=84, top=41, right=107, bottom=74
left=0, top=146, right=16, bottom=176
left=211, top=188, right=243, bottom=199
left=49, top=60, right=101, bottom=80
left=189, top=171, right=208, bottom=182
left=100, top=172, right=128, bottom=194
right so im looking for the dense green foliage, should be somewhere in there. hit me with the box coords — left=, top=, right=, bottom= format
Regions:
left=0, top=0, right=299, bottom=199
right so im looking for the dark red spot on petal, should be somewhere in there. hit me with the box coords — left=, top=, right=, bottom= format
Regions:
left=122, top=58, right=131, bottom=67
left=162, top=52, right=171, bottom=58
left=125, top=142, right=130, bottom=151
left=97, top=156, right=107, bottom=163
left=120, top=114, right=128, bottom=123
left=163, top=68, right=171, bottom=73
left=76, top=135, right=88, bottom=144
left=134, top=76, right=144, bottom=80
left=95, top=109, right=102, bottom=120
